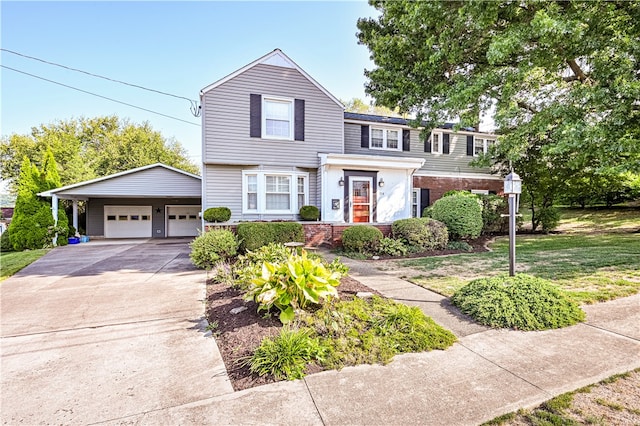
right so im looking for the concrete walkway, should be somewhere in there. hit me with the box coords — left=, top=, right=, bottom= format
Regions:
left=2, top=245, right=639, bottom=425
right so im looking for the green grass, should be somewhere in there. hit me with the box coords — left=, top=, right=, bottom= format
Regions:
left=0, top=249, right=49, bottom=281
left=556, top=206, right=640, bottom=233
left=402, top=233, right=640, bottom=303
left=482, top=369, right=639, bottom=425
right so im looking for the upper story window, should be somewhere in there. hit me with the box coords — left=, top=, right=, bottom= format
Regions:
left=431, top=131, right=443, bottom=154
left=263, top=97, right=293, bottom=140
left=242, top=170, right=309, bottom=214
left=370, top=127, right=401, bottom=151
left=474, top=137, right=496, bottom=156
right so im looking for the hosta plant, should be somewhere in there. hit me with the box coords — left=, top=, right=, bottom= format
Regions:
left=244, top=250, right=343, bottom=323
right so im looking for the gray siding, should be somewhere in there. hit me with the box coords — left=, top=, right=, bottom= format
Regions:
left=87, top=198, right=200, bottom=238
left=202, top=64, right=344, bottom=168
left=344, top=123, right=492, bottom=175
left=204, top=164, right=318, bottom=222
left=58, top=167, right=201, bottom=197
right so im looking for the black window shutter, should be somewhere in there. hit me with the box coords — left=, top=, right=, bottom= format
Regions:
left=466, top=135, right=474, bottom=156
left=250, top=94, right=261, bottom=138
left=361, top=125, right=370, bottom=148
left=402, top=129, right=410, bottom=151
left=424, top=135, right=432, bottom=153
left=294, top=99, right=305, bottom=141
left=443, top=133, right=450, bottom=154
left=420, top=189, right=430, bottom=215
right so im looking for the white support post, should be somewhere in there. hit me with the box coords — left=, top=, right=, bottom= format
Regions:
left=72, top=200, right=79, bottom=234
left=51, top=194, right=59, bottom=246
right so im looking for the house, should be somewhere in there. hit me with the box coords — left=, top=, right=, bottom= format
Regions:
left=37, top=49, right=501, bottom=241
left=200, top=49, right=501, bottom=225
left=38, top=163, right=201, bottom=238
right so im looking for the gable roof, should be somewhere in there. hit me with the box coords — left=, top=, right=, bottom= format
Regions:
left=38, top=163, right=201, bottom=198
left=200, top=49, right=344, bottom=109
left=344, top=112, right=463, bottom=130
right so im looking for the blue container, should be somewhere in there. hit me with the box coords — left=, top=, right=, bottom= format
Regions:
left=80, top=236, right=90, bottom=243
left=68, top=237, right=80, bottom=244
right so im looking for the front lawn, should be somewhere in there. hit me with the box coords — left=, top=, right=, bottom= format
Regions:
left=0, top=249, right=49, bottom=281
left=402, top=233, right=640, bottom=304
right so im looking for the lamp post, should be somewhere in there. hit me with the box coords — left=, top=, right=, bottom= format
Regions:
left=503, top=172, right=522, bottom=276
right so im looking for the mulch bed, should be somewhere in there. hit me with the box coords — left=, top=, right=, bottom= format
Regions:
left=206, top=276, right=381, bottom=391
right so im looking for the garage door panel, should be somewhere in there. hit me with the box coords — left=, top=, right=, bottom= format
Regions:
left=167, top=206, right=200, bottom=237
left=104, top=206, right=152, bottom=238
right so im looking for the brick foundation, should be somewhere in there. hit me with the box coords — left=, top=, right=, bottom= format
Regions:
left=413, top=175, right=503, bottom=205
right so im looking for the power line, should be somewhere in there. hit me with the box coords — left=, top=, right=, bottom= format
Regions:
left=1, top=65, right=201, bottom=127
left=1, top=48, right=201, bottom=116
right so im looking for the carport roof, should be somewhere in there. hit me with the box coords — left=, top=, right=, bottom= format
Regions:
left=38, top=163, right=202, bottom=200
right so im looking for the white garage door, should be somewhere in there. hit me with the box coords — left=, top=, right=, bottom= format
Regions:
left=167, top=206, right=201, bottom=237
left=104, top=206, right=152, bottom=238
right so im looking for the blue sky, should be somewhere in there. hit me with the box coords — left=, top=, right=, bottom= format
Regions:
left=1, top=1, right=377, bottom=165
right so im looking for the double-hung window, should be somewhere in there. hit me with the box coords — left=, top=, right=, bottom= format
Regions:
left=412, top=189, right=421, bottom=218
left=431, top=131, right=443, bottom=154
left=262, top=97, right=293, bottom=140
left=474, top=137, right=496, bottom=156
left=243, top=171, right=309, bottom=214
left=370, top=127, right=401, bottom=151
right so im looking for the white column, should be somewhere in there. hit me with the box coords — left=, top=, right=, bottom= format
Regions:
left=72, top=200, right=79, bottom=233
left=51, top=194, right=59, bottom=246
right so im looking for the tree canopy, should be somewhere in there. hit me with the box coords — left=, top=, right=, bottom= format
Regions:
left=357, top=0, right=640, bottom=228
left=0, top=116, right=199, bottom=192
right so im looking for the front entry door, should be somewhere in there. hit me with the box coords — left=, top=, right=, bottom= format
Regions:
left=350, top=177, right=373, bottom=223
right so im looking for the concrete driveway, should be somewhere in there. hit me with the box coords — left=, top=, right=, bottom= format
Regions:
left=1, top=239, right=233, bottom=424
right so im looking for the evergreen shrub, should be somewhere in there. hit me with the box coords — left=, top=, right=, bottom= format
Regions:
left=203, top=207, right=231, bottom=223
left=236, top=222, right=304, bottom=252
left=431, top=194, right=483, bottom=239
left=341, top=225, right=383, bottom=254
left=189, top=229, right=238, bottom=269
left=299, top=205, right=320, bottom=221
left=451, top=274, right=585, bottom=330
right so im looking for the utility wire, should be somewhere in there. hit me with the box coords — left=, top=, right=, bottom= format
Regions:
left=1, top=48, right=201, bottom=116
left=2, top=65, right=201, bottom=127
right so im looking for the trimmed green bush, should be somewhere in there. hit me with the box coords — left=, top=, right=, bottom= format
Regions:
left=189, top=229, right=238, bottom=269
left=451, top=274, right=585, bottom=330
left=421, top=205, right=432, bottom=218
left=341, top=225, right=383, bottom=254
left=203, top=207, right=231, bottom=223
left=442, top=189, right=476, bottom=198
left=431, top=194, right=483, bottom=239
left=446, top=240, right=473, bottom=252
left=0, top=229, right=13, bottom=252
left=391, top=218, right=448, bottom=252
left=299, top=205, right=320, bottom=221
left=236, top=222, right=304, bottom=252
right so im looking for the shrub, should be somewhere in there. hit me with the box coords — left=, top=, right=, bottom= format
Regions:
left=378, top=237, right=408, bottom=257
left=431, top=194, right=483, bottom=239
left=538, top=206, right=560, bottom=233
left=420, top=218, right=449, bottom=249
left=446, top=240, right=473, bottom=252
left=391, top=218, right=448, bottom=252
left=244, top=250, right=343, bottom=323
left=203, top=207, right=231, bottom=223
left=189, top=229, right=238, bottom=269
left=299, top=205, right=320, bottom=221
left=341, top=225, right=383, bottom=254
left=421, top=206, right=432, bottom=218
left=451, top=274, right=585, bottom=330
left=0, top=229, right=13, bottom=252
left=247, top=327, right=326, bottom=380
left=236, top=222, right=304, bottom=252
left=479, top=194, right=508, bottom=234
left=442, top=189, right=476, bottom=198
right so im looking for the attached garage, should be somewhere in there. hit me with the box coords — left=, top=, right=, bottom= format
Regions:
left=39, top=163, right=202, bottom=239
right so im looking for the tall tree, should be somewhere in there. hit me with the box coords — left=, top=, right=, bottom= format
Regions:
left=0, top=116, right=199, bottom=192
left=357, top=1, right=640, bottom=227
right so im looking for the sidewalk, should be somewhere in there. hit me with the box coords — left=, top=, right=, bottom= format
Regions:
left=103, top=254, right=640, bottom=426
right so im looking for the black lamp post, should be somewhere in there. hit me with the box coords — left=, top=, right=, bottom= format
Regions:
left=503, top=171, right=522, bottom=276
